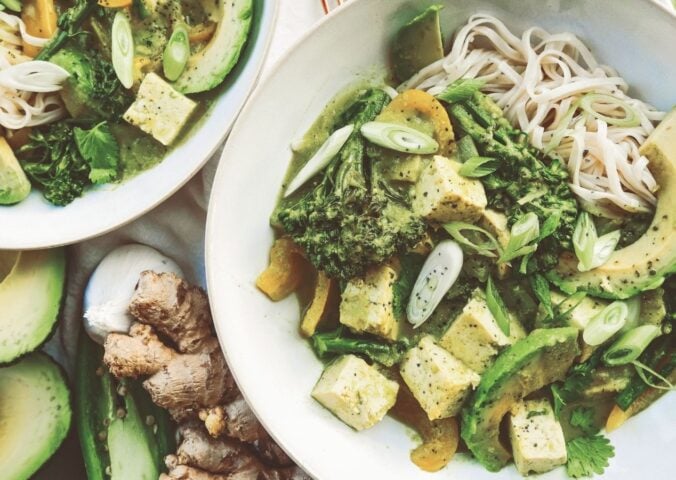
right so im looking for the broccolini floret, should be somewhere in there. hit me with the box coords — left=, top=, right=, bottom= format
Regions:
left=275, top=89, right=426, bottom=280
left=311, top=328, right=409, bottom=367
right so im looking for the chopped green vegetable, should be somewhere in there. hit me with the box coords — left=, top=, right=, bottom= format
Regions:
left=443, top=221, right=501, bottom=257
left=551, top=350, right=603, bottom=418
left=392, top=253, right=425, bottom=320
left=499, top=212, right=539, bottom=263
left=311, top=328, right=409, bottom=367
left=530, top=273, right=553, bottom=320
left=163, top=24, right=191, bottom=82
left=360, top=121, right=439, bottom=154
left=570, top=406, right=597, bottom=435
left=603, top=325, right=661, bottom=366
left=583, top=301, right=628, bottom=346
left=73, top=122, right=120, bottom=184
left=456, top=135, right=479, bottom=163
left=573, top=212, right=597, bottom=271
left=565, top=435, right=614, bottom=478
left=275, top=89, right=426, bottom=280
left=0, top=0, right=21, bottom=12
left=436, top=78, right=485, bottom=104
left=458, top=156, right=497, bottom=178
left=36, top=0, right=99, bottom=61
left=485, top=276, right=510, bottom=336
left=112, top=11, right=134, bottom=89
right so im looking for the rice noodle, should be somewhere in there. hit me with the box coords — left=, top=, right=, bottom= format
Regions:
left=402, top=14, right=664, bottom=215
left=0, top=12, right=66, bottom=130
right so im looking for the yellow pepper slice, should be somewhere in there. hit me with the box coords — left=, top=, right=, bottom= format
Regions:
left=21, top=0, right=58, bottom=58
left=256, top=238, right=308, bottom=301
left=98, top=0, right=133, bottom=7
left=300, top=272, right=337, bottom=337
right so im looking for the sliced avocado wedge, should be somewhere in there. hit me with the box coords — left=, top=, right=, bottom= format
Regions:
left=461, top=327, right=579, bottom=472
left=548, top=109, right=676, bottom=299
left=172, top=0, right=253, bottom=94
left=0, top=137, right=31, bottom=205
left=391, top=5, right=445, bottom=82
left=0, top=249, right=66, bottom=364
left=0, top=353, right=72, bottom=480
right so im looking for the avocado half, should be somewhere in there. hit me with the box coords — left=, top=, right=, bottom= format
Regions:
left=0, top=249, right=66, bottom=364
left=172, top=0, right=253, bottom=94
left=461, top=327, right=579, bottom=472
left=548, top=109, right=676, bottom=299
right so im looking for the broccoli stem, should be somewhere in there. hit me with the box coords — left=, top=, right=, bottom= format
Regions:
left=312, top=328, right=405, bottom=367
left=36, top=0, right=99, bottom=61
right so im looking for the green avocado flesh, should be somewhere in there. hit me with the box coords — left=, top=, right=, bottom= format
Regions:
left=0, top=353, right=71, bottom=480
left=0, top=249, right=66, bottom=364
left=0, top=139, right=30, bottom=205
left=391, top=5, right=445, bottom=82
left=172, top=0, right=253, bottom=94
left=548, top=109, right=676, bottom=299
left=461, top=327, right=579, bottom=472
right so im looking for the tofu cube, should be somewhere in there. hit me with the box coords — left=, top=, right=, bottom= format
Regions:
left=509, top=399, right=567, bottom=475
left=340, top=263, right=399, bottom=341
left=124, top=73, right=197, bottom=146
left=400, top=336, right=480, bottom=420
left=439, top=290, right=525, bottom=373
left=412, top=155, right=487, bottom=223
left=311, top=355, right=399, bottom=431
left=479, top=209, right=511, bottom=249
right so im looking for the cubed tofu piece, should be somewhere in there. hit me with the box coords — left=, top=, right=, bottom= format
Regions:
left=340, top=263, right=399, bottom=341
left=124, top=73, right=197, bottom=146
left=479, top=209, right=511, bottom=249
left=311, top=355, right=399, bottom=431
left=439, top=289, right=525, bottom=373
left=412, top=155, right=487, bottom=223
left=509, top=399, right=567, bottom=475
left=400, top=336, right=480, bottom=420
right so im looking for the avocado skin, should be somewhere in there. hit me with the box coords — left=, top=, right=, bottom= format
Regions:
left=461, top=327, right=579, bottom=472
left=548, top=109, right=676, bottom=299
left=391, top=5, right=445, bottom=82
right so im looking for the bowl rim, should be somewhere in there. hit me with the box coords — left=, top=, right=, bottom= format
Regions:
left=206, top=0, right=676, bottom=478
left=0, top=0, right=279, bottom=250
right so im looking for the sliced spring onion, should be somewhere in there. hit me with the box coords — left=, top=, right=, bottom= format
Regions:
left=582, top=301, right=628, bottom=346
left=516, top=188, right=547, bottom=206
left=621, top=295, right=641, bottom=333
left=360, top=121, right=439, bottom=154
left=530, top=273, right=553, bottom=319
left=442, top=222, right=501, bottom=258
left=0, top=0, right=21, bottom=12
left=579, top=93, right=641, bottom=128
left=589, top=230, right=621, bottom=270
left=603, top=324, right=661, bottom=366
left=111, top=12, right=134, bottom=89
left=163, top=24, right=190, bottom=81
left=457, top=135, right=479, bottom=163
left=632, top=360, right=676, bottom=391
left=458, top=156, right=497, bottom=178
left=486, top=276, right=510, bottom=336
left=498, top=213, right=539, bottom=263
left=407, top=240, right=463, bottom=328
left=573, top=212, right=598, bottom=271
left=436, top=78, right=485, bottom=104
left=284, top=124, right=354, bottom=197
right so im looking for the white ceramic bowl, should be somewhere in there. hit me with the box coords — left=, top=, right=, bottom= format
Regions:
left=207, top=1, right=676, bottom=479
left=0, top=0, right=277, bottom=250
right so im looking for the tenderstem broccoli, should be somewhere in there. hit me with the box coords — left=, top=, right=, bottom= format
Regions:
left=275, top=89, right=426, bottom=280
left=311, top=328, right=409, bottom=367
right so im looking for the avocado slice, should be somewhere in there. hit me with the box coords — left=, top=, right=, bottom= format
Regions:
left=172, top=0, right=253, bottom=94
left=76, top=333, right=175, bottom=480
left=0, top=249, right=66, bottom=364
left=391, top=5, right=445, bottom=82
left=548, top=109, right=676, bottom=299
left=0, top=353, right=72, bottom=479
left=0, top=137, right=30, bottom=205
left=461, top=327, right=579, bottom=472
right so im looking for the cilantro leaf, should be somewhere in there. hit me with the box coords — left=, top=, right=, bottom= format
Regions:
left=73, top=122, right=120, bottom=184
left=570, top=406, right=598, bottom=435
left=566, top=435, right=615, bottom=478
left=551, top=350, right=603, bottom=418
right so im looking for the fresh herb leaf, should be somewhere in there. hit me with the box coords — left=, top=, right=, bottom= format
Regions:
left=551, top=350, right=604, bottom=418
left=74, top=122, right=120, bottom=184
left=551, top=384, right=566, bottom=418
left=570, top=406, right=598, bottom=435
left=565, top=435, right=614, bottom=478
left=486, top=276, right=510, bottom=336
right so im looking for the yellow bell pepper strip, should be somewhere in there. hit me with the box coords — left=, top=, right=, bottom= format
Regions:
left=256, top=238, right=308, bottom=301
left=300, top=272, right=337, bottom=337
left=21, top=0, right=58, bottom=58
left=98, top=0, right=132, bottom=7
left=377, top=89, right=455, bottom=156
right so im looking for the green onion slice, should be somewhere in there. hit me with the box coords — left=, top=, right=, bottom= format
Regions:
left=360, top=121, right=439, bottom=154
left=583, top=301, right=628, bottom=346
left=499, top=212, right=539, bottom=263
left=111, top=12, right=134, bottom=89
left=284, top=124, right=354, bottom=197
left=589, top=230, right=621, bottom=270
left=407, top=240, right=463, bottom=328
left=603, top=324, right=661, bottom=365
left=457, top=135, right=479, bottom=163
left=163, top=24, right=190, bottom=81
left=573, top=212, right=598, bottom=271
left=0, top=0, right=21, bottom=12
left=486, top=276, right=510, bottom=336
left=579, top=93, right=641, bottom=128
left=621, top=295, right=641, bottom=333
left=436, top=78, right=486, bottom=104
left=442, top=222, right=501, bottom=258
left=458, top=156, right=497, bottom=177
left=632, top=360, right=676, bottom=391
